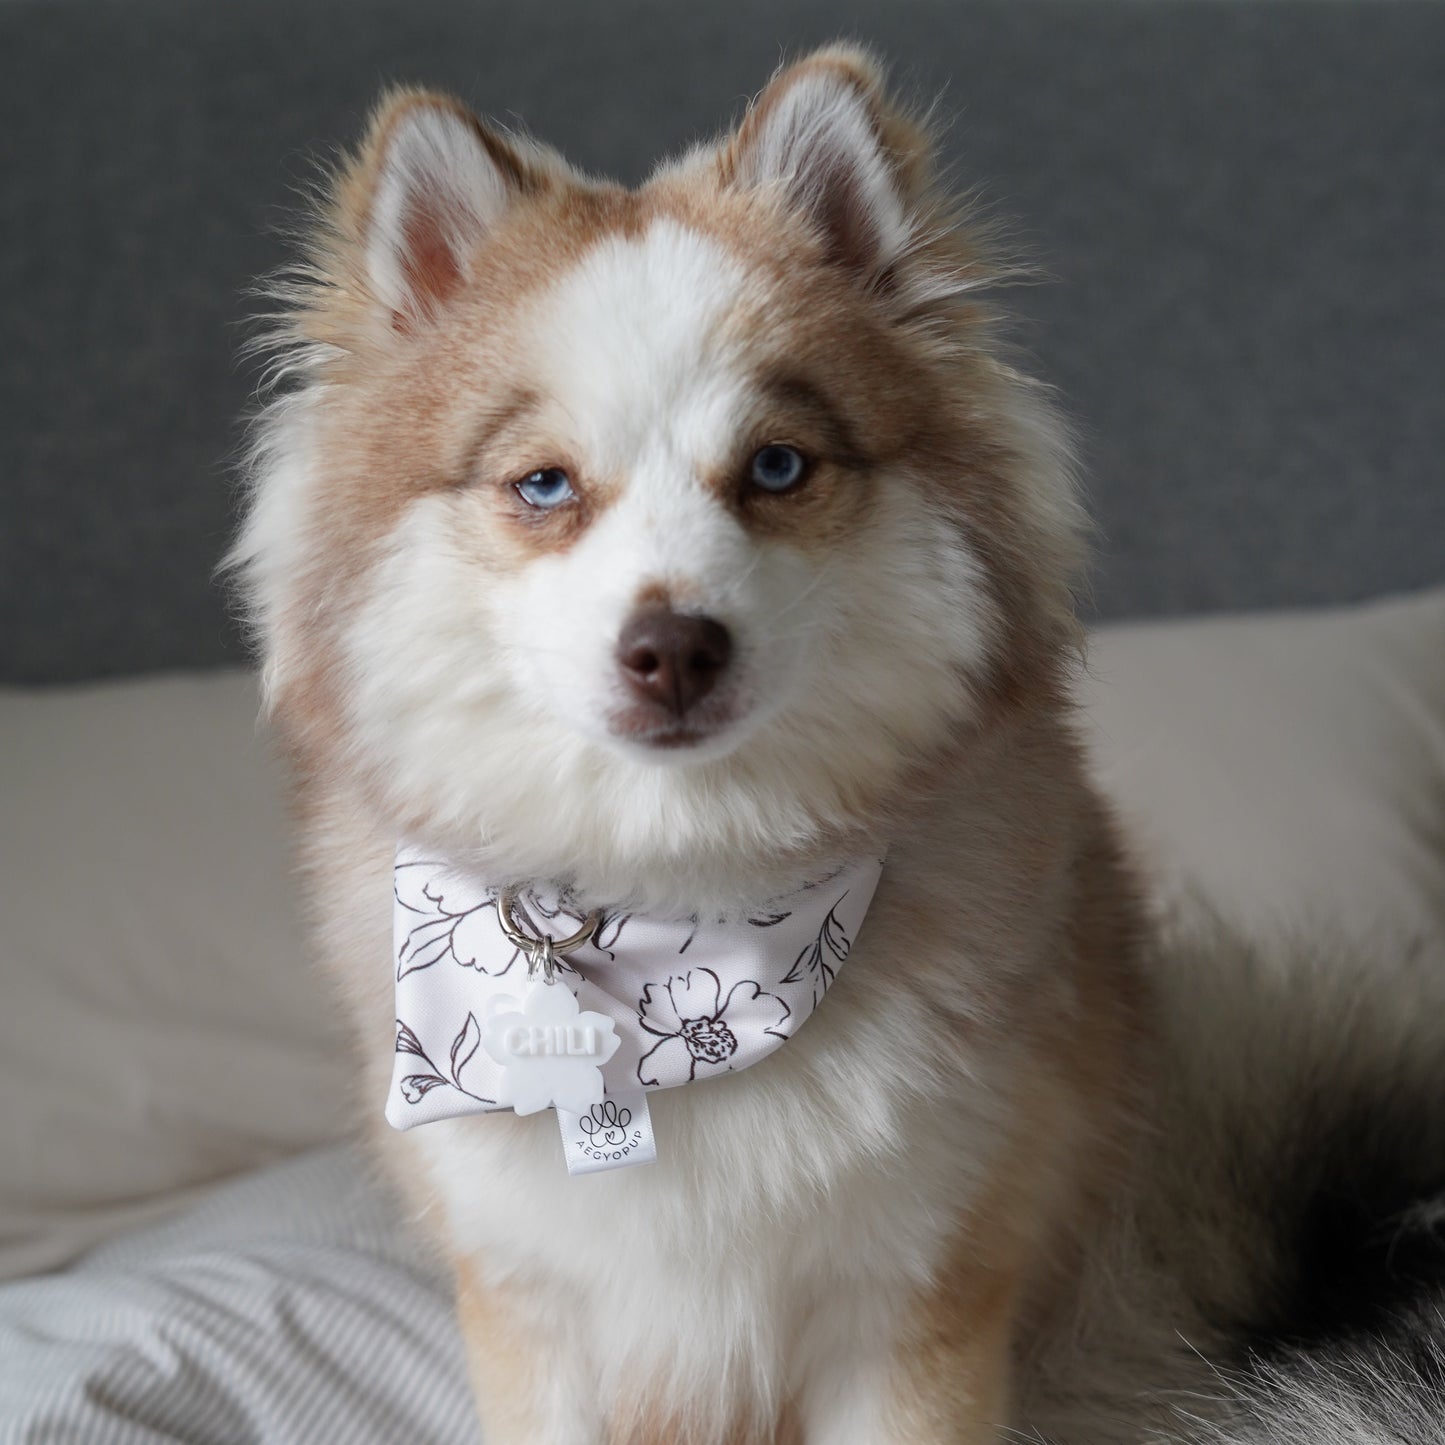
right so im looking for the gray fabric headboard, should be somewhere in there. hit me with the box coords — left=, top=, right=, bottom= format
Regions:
left=3, top=0, right=1441, bottom=683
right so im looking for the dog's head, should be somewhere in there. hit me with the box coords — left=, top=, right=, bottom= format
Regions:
left=233, top=47, right=1084, bottom=901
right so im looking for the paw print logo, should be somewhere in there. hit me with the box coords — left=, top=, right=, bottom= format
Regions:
left=578, top=1099, right=632, bottom=1147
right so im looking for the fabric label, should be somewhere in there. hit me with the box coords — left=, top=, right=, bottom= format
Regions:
left=555, top=1090, right=657, bottom=1175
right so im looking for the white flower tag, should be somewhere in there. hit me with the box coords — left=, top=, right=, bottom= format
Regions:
left=481, top=981, right=621, bottom=1115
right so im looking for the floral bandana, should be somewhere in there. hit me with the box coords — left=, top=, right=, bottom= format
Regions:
left=387, top=845, right=884, bottom=1174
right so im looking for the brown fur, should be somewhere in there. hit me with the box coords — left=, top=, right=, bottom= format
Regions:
left=896, top=801, right=1148, bottom=1439
left=454, top=1258, right=548, bottom=1440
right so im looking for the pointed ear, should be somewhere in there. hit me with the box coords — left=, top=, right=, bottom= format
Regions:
left=345, top=91, right=532, bottom=328
left=725, top=47, right=920, bottom=279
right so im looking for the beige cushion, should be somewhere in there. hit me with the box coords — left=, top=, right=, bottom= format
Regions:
left=1, top=589, right=1441, bottom=1279
left=0, top=674, right=350, bottom=1279
left=1077, top=588, right=1445, bottom=949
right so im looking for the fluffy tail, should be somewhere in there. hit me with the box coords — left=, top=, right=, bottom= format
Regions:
left=1191, top=1290, right=1445, bottom=1443
left=1164, top=911, right=1445, bottom=1443
left=1021, top=905, right=1445, bottom=1444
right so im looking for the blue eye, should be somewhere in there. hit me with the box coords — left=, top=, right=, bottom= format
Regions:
left=515, top=468, right=575, bottom=510
left=748, top=445, right=808, bottom=494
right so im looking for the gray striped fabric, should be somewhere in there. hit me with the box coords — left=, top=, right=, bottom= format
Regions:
left=0, top=1148, right=481, bottom=1443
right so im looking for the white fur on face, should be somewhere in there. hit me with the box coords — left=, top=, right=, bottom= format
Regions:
left=499, top=222, right=812, bottom=760
left=337, top=219, right=996, bottom=897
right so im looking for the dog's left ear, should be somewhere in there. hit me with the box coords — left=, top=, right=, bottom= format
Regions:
left=724, top=46, right=924, bottom=280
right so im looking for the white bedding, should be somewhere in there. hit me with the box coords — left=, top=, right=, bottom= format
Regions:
left=0, top=1148, right=477, bottom=1444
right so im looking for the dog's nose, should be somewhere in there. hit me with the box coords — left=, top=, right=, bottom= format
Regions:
left=616, top=608, right=733, bottom=717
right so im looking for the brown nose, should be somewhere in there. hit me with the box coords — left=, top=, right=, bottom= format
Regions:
left=616, top=608, right=733, bottom=717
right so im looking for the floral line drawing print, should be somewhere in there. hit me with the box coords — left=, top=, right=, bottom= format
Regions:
left=394, top=862, right=623, bottom=977
left=533, top=890, right=631, bottom=961
left=394, top=862, right=516, bottom=980
left=747, top=909, right=794, bottom=927
left=669, top=866, right=850, bottom=953
left=395, top=1016, right=496, bottom=1107
left=636, top=967, right=791, bottom=1086
left=589, top=910, right=630, bottom=959
left=676, top=905, right=793, bottom=954
left=782, top=893, right=851, bottom=1007
left=676, top=916, right=704, bottom=955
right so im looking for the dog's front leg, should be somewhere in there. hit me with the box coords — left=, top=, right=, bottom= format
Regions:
left=454, top=1257, right=601, bottom=1445
left=793, top=1271, right=1017, bottom=1445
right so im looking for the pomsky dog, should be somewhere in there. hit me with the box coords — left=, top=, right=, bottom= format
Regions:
left=232, top=46, right=1445, bottom=1444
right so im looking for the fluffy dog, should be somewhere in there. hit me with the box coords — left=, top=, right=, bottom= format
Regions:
left=232, top=45, right=1445, bottom=1444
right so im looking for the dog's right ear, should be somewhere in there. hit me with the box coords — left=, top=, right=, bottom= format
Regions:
left=338, top=91, right=534, bottom=331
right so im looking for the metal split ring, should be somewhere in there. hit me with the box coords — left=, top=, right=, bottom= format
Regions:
left=497, top=887, right=600, bottom=984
